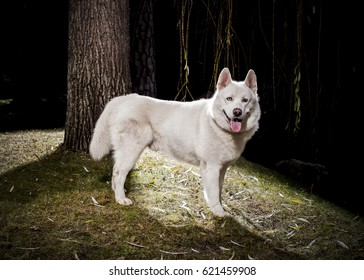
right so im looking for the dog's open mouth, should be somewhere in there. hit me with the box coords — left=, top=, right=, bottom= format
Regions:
left=223, top=110, right=242, bottom=133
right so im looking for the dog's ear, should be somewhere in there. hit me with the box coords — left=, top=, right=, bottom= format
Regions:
left=245, top=69, right=258, bottom=94
left=217, top=68, right=232, bottom=90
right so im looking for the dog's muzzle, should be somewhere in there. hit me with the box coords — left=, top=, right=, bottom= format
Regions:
left=223, top=109, right=243, bottom=133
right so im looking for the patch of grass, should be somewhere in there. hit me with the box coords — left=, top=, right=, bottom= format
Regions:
left=0, top=99, right=13, bottom=106
left=0, top=129, right=64, bottom=174
left=0, top=130, right=363, bottom=259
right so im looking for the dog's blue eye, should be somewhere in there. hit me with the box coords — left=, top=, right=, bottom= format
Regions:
left=226, top=97, right=233, bottom=101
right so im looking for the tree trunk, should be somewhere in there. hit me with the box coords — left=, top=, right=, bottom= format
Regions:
left=64, top=0, right=131, bottom=151
left=131, top=0, right=157, bottom=97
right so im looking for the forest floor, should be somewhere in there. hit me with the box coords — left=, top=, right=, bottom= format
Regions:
left=0, top=130, right=363, bottom=260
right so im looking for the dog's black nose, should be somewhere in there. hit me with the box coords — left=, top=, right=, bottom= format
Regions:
left=233, top=108, right=242, bottom=117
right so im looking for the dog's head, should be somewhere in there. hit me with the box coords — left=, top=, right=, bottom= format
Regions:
left=210, top=68, right=261, bottom=134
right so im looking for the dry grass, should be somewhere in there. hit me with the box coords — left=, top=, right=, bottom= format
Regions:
left=0, top=130, right=363, bottom=260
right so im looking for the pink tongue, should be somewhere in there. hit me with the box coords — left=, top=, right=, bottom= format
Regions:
left=230, top=120, right=241, bottom=132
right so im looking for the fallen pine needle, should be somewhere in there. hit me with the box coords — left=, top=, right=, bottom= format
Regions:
left=219, top=246, right=231, bottom=251
left=16, top=247, right=40, bottom=250
left=152, top=207, right=166, bottom=213
left=126, top=241, right=148, bottom=249
left=57, top=238, right=80, bottom=243
left=305, top=239, right=317, bottom=249
left=190, top=170, right=200, bottom=177
left=336, top=240, right=349, bottom=249
left=160, top=250, right=187, bottom=255
left=231, top=240, right=244, bottom=247
left=91, top=196, right=105, bottom=207
left=297, top=217, right=310, bottom=224
left=248, top=254, right=255, bottom=260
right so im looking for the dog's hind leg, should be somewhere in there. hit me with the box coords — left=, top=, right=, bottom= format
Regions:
left=111, top=129, right=150, bottom=205
left=112, top=145, right=145, bottom=205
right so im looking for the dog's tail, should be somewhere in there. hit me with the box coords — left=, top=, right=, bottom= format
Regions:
left=89, top=108, right=112, bottom=161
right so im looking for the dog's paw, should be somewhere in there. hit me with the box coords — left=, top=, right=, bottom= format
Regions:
left=211, top=205, right=228, bottom=217
left=213, top=210, right=229, bottom=217
left=116, top=197, right=133, bottom=205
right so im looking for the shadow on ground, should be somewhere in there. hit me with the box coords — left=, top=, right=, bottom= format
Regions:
left=0, top=148, right=363, bottom=260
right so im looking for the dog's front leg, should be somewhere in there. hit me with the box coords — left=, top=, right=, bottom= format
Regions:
left=219, top=165, right=228, bottom=195
left=200, top=163, right=228, bottom=217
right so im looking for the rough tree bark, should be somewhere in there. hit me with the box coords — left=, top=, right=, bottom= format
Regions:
left=131, top=0, right=157, bottom=97
left=64, top=0, right=131, bottom=151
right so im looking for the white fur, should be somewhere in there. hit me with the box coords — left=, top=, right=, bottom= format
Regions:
left=90, top=68, right=261, bottom=216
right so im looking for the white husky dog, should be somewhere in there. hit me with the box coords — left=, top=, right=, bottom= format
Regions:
left=90, top=68, right=261, bottom=216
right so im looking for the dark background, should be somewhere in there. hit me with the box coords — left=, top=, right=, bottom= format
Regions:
left=0, top=1, right=68, bottom=129
left=0, top=1, right=362, bottom=214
